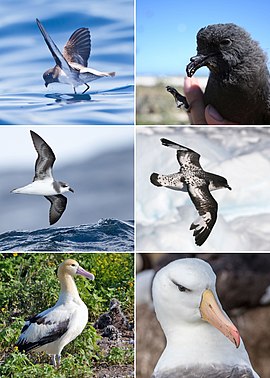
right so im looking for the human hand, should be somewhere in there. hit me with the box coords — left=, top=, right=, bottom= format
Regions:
left=184, top=77, right=239, bottom=125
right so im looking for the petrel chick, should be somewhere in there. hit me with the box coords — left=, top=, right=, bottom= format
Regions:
left=167, top=23, right=270, bottom=124
left=150, top=139, right=231, bottom=246
left=94, top=298, right=132, bottom=332
left=36, top=19, right=115, bottom=94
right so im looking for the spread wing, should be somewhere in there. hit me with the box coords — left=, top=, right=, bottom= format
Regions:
left=36, top=18, right=72, bottom=73
left=45, top=195, right=67, bottom=225
left=63, top=28, right=91, bottom=67
left=30, top=130, right=55, bottom=181
left=187, top=183, right=217, bottom=246
left=16, top=309, right=69, bottom=352
left=160, top=138, right=201, bottom=169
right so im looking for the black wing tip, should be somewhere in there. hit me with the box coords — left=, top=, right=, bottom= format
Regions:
left=190, top=223, right=213, bottom=246
left=150, top=173, right=162, bottom=187
left=30, top=130, right=41, bottom=142
left=160, top=138, right=173, bottom=146
left=15, top=339, right=36, bottom=353
left=36, top=18, right=43, bottom=29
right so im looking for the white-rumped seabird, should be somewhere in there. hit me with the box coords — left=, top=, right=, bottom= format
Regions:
left=150, top=138, right=231, bottom=246
left=11, top=130, right=74, bottom=225
left=36, top=18, right=115, bottom=94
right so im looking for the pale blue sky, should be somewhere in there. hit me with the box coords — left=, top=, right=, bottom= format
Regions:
left=137, top=0, right=270, bottom=75
left=0, top=127, right=133, bottom=169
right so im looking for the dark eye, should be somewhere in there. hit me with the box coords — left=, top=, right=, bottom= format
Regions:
left=71, top=264, right=76, bottom=267
left=220, top=38, right=232, bottom=46
left=177, top=284, right=188, bottom=292
left=172, top=280, right=190, bottom=292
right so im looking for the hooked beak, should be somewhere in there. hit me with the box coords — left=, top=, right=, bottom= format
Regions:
left=76, top=266, right=95, bottom=280
left=200, top=289, right=240, bottom=348
left=226, top=184, right=232, bottom=190
left=69, top=188, right=74, bottom=193
left=186, top=53, right=215, bottom=77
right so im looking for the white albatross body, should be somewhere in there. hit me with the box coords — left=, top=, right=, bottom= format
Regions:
left=152, top=258, right=259, bottom=378
left=16, top=259, right=94, bottom=368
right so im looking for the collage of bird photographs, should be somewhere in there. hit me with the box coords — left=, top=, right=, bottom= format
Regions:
left=1, top=0, right=270, bottom=377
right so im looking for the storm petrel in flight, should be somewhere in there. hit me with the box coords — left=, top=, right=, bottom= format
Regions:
left=11, top=131, right=74, bottom=225
left=150, top=138, right=231, bottom=246
left=36, top=19, right=115, bottom=94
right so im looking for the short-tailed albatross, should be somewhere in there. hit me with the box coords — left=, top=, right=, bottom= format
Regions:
left=152, top=258, right=259, bottom=378
left=16, top=259, right=95, bottom=368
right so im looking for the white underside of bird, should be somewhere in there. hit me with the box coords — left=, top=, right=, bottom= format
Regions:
left=12, top=178, right=63, bottom=196
left=58, top=64, right=115, bottom=88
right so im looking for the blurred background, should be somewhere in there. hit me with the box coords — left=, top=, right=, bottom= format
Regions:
left=137, top=126, right=270, bottom=251
left=136, top=0, right=270, bottom=124
left=136, top=253, right=270, bottom=378
left=0, top=0, right=134, bottom=124
left=0, top=126, right=133, bottom=233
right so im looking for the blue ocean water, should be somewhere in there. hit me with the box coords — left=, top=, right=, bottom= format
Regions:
left=0, top=219, right=134, bottom=251
left=0, top=0, right=134, bottom=125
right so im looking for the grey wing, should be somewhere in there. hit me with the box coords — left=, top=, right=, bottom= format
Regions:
left=152, top=365, right=256, bottom=378
left=187, top=183, right=217, bottom=246
left=45, top=195, right=67, bottom=225
left=16, top=313, right=69, bottom=352
left=160, top=138, right=201, bottom=168
left=63, top=28, right=91, bottom=67
left=30, top=131, right=55, bottom=181
left=36, top=19, right=71, bottom=73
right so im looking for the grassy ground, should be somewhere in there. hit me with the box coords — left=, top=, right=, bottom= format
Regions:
left=136, top=81, right=189, bottom=125
left=0, top=253, right=134, bottom=378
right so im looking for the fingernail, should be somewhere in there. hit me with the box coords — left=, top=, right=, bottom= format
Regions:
left=184, top=77, right=191, bottom=92
left=207, top=104, right=224, bottom=122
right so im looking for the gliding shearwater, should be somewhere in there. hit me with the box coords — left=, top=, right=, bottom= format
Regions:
left=150, top=138, right=231, bottom=246
left=11, top=131, right=74, bottom=225
left=152, top=258, right=259, bottom=378
left=36, top=19, right=115, bottom=94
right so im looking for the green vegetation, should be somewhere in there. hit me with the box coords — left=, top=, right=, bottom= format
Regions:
left=137, top=81, right=189, bottom=125
left=0, top=253, right=134, bottom=377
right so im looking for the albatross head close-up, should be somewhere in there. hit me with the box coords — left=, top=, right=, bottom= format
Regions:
left=152, top=258, right=259, bottom=378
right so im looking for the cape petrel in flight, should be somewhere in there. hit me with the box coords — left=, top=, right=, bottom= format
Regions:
left=11, top=131, right=74, bottom=225
left=36, top=19, right=115, bottom=94
left=150, top=138, right=231, bottom=246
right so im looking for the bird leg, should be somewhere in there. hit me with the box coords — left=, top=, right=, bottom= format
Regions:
left=82, top=83, right=90, bottom=94
left=56, top=354, right=61, bottom=369
left=166, top=86, right=190, bottom=111
left=51, top=354, right=56, bottom=368
left=73, top=87, right=77, bottom=94
left=51, top=354, right=61, bottom=369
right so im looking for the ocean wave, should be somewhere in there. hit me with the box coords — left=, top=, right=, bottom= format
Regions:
left=0, top=218, right=134, bottom=251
